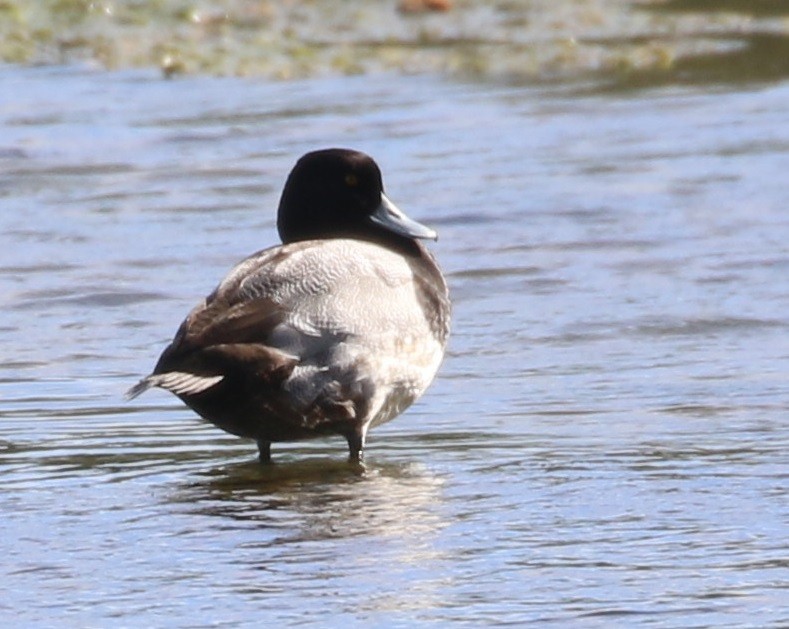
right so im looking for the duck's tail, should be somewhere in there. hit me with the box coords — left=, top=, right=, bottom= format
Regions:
left=125, top=376, right=155, bottom=400
left=125, top=372, right=224, bottom=400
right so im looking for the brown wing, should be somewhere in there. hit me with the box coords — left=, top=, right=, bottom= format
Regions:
left=153, top=291, right=294, bottom=378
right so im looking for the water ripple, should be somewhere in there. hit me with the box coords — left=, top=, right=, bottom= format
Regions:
left=1, top=67, right=787, bottom=627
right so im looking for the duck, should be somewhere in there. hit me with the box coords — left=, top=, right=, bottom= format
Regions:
left=127, top=148, right=450, bottom=462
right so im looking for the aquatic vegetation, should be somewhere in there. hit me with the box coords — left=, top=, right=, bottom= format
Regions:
left=1, top=0, right=788, bottom=87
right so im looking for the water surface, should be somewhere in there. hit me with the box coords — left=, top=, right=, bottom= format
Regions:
left=1, top=65, right=787, bottom=626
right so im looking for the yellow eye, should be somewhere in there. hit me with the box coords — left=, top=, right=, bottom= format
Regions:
left=345, top=173, right=358, bottom=187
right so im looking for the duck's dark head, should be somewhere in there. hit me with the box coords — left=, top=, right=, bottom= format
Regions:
left=277, top=148, right=436, bottom=252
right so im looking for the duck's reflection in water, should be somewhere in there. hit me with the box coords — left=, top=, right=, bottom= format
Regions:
left=171, top=456, right=452, bottom=614
left=174, top=455, right=449, bottom=548
left=161, top=457, right=455, bottom=616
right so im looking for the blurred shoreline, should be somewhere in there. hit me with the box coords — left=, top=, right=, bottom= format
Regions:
left=2, top=0, right=789, bottom=89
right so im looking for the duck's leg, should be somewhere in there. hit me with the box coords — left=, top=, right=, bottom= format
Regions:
left=257, top=440, right=272, bottom=464
left=346, top=426, right=367, bottom=463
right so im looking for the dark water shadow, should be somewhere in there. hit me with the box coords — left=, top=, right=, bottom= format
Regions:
left=648, top=0, right=789, bottom=18
left=572, top=0, right=789, bottom=92
left=591, top=31, right=789, bottom=92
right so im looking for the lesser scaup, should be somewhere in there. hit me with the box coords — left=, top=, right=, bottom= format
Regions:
left=127, top=148, right=450, bottom=462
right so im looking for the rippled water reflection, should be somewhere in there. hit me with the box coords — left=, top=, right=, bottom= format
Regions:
left=1, top=66, right=787, bottom=626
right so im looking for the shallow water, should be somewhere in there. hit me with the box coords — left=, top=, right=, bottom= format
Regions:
left=1, top=65, right=788, bottom=626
